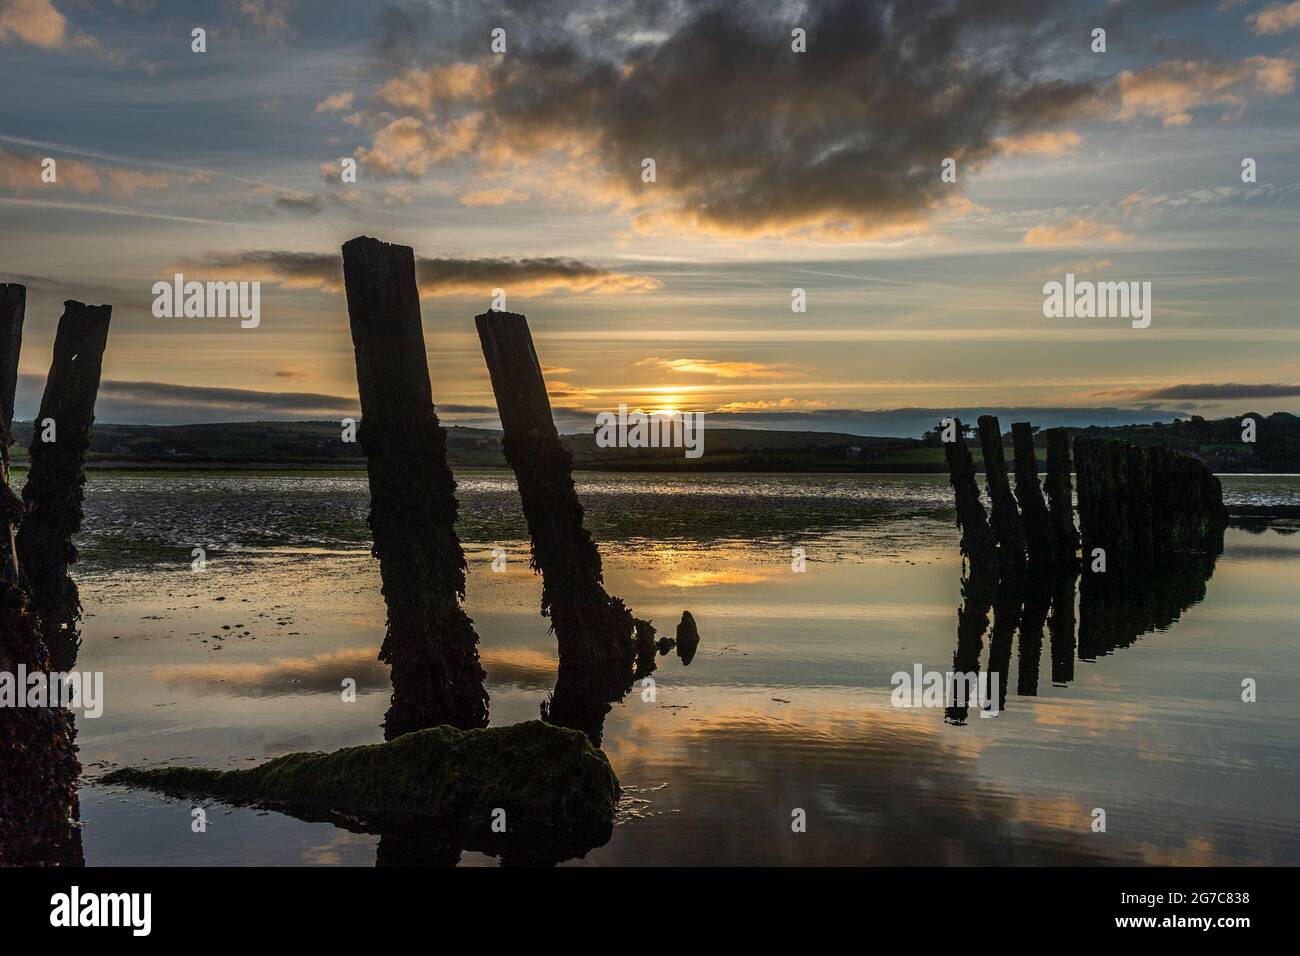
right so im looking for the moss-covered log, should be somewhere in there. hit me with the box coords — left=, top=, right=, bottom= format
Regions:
left=101, top=721, right=618, bottom=851
left=977, top=415, right=1025, bottom=558
left=942, top=418, right=995, bottom=563
left=342, top=237, right=488, bottom=737
left=475, top=311, right=638, bottom=668
left=1011, top=422, right=1052, bottom=562
left=1043, top=427, right=1079, bottom=562
left=16, top=300, right=111, bottom=673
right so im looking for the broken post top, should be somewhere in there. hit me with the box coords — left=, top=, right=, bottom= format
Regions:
left=474, top=310, right=555, bottom=436
left=342, top=236, right=436, bottom=421
left=37, top=301, right=112, bottom=430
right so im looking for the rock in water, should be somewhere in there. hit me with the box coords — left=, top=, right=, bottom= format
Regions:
left=676, top=610, right=701, bottom=665
left=102, top=720, right=619, bottom=838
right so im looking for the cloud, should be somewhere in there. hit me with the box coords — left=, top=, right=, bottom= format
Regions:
left=0, top=146, right=209, bottom=198
left=1023, top=218, right=1128, bottom=247
left=639, top=358, right=793, bottom=379
left=1247, top=1, right=1300, bottom=35
left=459, top=187, right=529, bottom=207
left=994, top=129, right=1083, bottom=157
left=1110, top=56, right=1296, bottom=126
left=95, top=379, right=356, bottom=416
left=13, top=372, right=356, bottom=423
left=0, top=0, right=94, bottom=50
left=314, top=91, right=355, bottom=113
left=345, top=0, right=1102, bottom=241
left=234, top=0, right=292, bottom=39
left=1109, top=383, right=1300, bottom=401
left=174, top=249, right=660, bottom=297
left=272, top=189, right=324, bottom=214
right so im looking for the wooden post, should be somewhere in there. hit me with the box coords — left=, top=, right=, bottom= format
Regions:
left=977, top=415, right=1026, bottom=557
left=1010, top=422, right=1052, bottom=562
left=0, top=286, right=83, bottom=867
left=1043, top=428, right=1079, bottom=561
left=475, top=310, right=638, bottom=668
left=341, top=236, right=489, bottom=738
left=0, top=283, right=24, bottom=587
left=942, top=417, right=995, bottom=563
left=1073, top=436, right=1225, bottom=575
left=17, top=300, right=111, bottom=673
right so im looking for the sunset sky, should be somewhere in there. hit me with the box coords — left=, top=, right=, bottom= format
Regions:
left=2, top=0, right=1299, bottom=435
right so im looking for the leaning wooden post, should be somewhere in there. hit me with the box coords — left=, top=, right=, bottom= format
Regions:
left=0, top=286, right=84, bottom=867
left=977, top=415, right=1026, bottom=558
left=341, top=236, right=489, bottom=738
left=0, top=283, right=25, bottom=587
left=17, top=300, right=111, bottom=673
left=475, top=310, right=637, bottom=667
left=942, top=417, right=995, bottom=563
left=1043, top=428, right=1079, bottom=562
left=1010, top=422, right=1052, bottom=562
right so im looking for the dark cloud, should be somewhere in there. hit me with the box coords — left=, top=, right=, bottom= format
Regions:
left=355, top=0, right=1099, bottom=239
left=176, top=249, right=658, bottom=296
left=14, top=372, right=356, bottom=424
left=1131, top=383, right=1300, bottom=401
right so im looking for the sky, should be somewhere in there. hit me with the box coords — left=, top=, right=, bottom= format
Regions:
left=2, top=0, right=1299, bottom=436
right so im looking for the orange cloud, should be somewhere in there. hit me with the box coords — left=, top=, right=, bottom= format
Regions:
left=641, top=358, right=793, bottom=379
left=1022, top=218, right=1128, bottom=248
left=1247, top=1, right=1300, bottom=35
left=0, top=0, right=93, bottom=49
left=460, top=187, right=529, bottom=207
left=995, top=130, right=1083, bottom=157
left=0, top=146, right=210, bottom=198
left=1112, top=57, right=1296, bottom=126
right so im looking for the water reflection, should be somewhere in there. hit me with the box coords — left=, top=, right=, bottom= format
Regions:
left=945, top=528, right=1224, bottom=724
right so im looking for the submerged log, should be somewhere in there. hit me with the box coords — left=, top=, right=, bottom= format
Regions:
left=942, top=418, right=995, bottom=562
left=1011, top=422, right=1052, bottom=562
left=102, top=721, right=618, bottom=845
left=1, top=283, right=24, bottom=586
left=1043, top=428, right=1079, bottom=561
left=341, top=236, right=488, bottom=737
left=475, top=310, right=638, bottom=668
left=17, top=300, right=111, bottom=673
left=977, top=416, right=1026, bottom=558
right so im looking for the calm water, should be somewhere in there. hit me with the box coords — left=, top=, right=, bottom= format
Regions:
left=64, top=471, right=1300, bottom=865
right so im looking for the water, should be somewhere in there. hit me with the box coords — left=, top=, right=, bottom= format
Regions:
left=62, top=471, right=1300, bottom=865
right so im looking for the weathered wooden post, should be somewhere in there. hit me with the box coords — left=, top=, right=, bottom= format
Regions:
left=1043, top=428, right=1079, bottom=562
left=1, top=283, right=25, bottom=586
left=475, top=310, right=638, bottom=668
left=942, top=418, right=995, bottom=563
left=341, top=236, right=489, bottom=737
left=1010, top=422, right=1052, bottom=562
left=977, top=415, right=1025, bottom=558
left=17, top=300, right=111, bottom=673
left=1, top=285, right=83, bottom=867
left=1073, top=437, right=1226, bottom=575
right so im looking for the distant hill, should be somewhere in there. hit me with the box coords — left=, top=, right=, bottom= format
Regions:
left=7, top=411, right=1299, bottom=473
